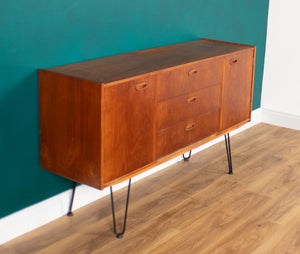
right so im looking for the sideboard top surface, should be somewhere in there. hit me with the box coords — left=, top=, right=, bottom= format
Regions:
left=45, top=39, right=254, bottom=84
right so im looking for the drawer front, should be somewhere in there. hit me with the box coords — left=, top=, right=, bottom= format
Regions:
left=156, top=84, right=221, bottom=130
left=157, top=58, right=223, bottom=101
left=155, top=110, right=220, bottom=159
left=103, top=77, right=155, bottom=184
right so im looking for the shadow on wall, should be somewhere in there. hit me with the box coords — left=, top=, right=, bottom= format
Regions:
left=0, top=71, right=71, bottom=218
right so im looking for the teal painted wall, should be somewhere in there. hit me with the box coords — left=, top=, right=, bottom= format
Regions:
left=0, top=0, right=269, bottom=218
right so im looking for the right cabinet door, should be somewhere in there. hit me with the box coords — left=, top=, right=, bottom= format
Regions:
left=221, top=49, right=255, bottom=130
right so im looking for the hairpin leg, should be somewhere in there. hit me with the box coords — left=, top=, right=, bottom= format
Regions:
left=67, top=181, right=77, bottom=216
left=182, top=150, right=192, bottom=161
left=224, top=133, right=233, bottom=175
left=110, top=179, right=131, bottom=239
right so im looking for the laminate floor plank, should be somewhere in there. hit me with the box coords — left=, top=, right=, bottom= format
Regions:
left=148, top=192, right=270, bottom=254
left=1, top=123, right=300, bottom=254
left=251, top=203, right=300, bottom=254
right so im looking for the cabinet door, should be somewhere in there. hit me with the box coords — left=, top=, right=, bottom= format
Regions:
left=102, top=78, right=154, bottom=184
left=221, top=49, right=255, bottom=130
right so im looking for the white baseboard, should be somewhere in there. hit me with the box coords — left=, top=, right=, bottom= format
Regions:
left=0, top=108, right=262, bottom=245
left=261, top=108, right=300, bottom=131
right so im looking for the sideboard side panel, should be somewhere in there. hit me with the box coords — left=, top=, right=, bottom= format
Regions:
left=39, top=71, right=102, bottom=189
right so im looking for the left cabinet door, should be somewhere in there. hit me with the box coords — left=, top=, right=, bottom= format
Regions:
left=102, top=77, right=155, bottom=185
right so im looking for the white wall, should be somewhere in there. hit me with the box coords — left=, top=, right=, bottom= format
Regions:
left=261, top=0, right=300, bottom=124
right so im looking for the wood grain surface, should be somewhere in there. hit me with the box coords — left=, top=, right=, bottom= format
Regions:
left=221, top=49, right=255, bottom=130
left=39, top=70, right=102, bottom=189
left=102, top=77, right=155, bottom=183
left=39, top=39, right=255, bottom=189
left=46, top=39, right=251, bottom=84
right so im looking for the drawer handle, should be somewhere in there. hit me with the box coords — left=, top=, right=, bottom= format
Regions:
left=188, top=69, right=198, bottom=76
left=136, top=82, right=148, bottom=91
left=187, top=96, right=197, bottom=104
left=230, top=58, right=238, bottom=64
left=186, top=123, right=196, bottom=131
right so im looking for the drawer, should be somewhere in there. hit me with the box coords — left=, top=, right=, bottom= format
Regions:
left=156, top=58, right=223, bottom=101
left=156, top=84, right=221, bottom=130
left=155, top=110, right=220, bottom=159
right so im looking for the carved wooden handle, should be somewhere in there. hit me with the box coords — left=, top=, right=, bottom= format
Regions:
left=187, top=96, right=197, bottom=104
left=136, top=82, right=148, bottom=91
left=188, top=69, right=198, bottom=76
left=186, top=123, right=196, bottom=131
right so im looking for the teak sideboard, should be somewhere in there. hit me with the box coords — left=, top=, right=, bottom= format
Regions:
left=39, top=39, right=255, bottom=237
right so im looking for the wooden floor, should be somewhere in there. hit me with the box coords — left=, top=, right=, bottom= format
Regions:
left=1, top=123, right=300, bottom=254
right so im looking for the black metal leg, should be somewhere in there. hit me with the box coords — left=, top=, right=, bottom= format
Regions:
left=110, top=179, right=131, bottom=239
left=224, top=133, right=233, bottom=175
left=67, top=181, right=77, bottom=216
left=182, top=150, right=192, bottom=161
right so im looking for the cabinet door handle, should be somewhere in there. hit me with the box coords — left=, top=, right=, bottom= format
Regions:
left=186, top=123, right=196, bottom=131
left=188, top=69, right=198, bottom=76
left=136, top=82, right=148, bottom=91
left=230, top=58, right=238, bottom=64
left=187, top=96, right=197, bottom=104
